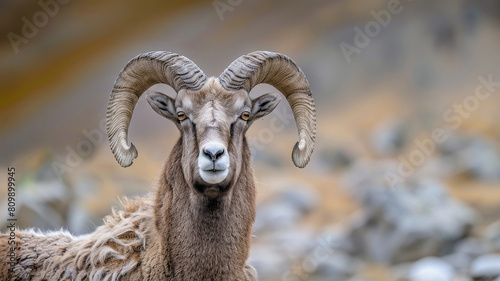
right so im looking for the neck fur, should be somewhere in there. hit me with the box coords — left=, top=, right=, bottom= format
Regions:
left=153, top=140, right=255, bottom=280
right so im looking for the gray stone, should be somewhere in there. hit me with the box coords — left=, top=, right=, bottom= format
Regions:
left=317, top=226, right=356, bottom=255
left=441, top=238, right=492, bottom=273
left=451, top=275, right=472, bottom=281
left=344, top=161, right=477, bottom=264
left=442, top=252, right=471, bottom=273
left=372, top=119, right=408, bottom=156
left=391, top=262, right=412, bottom=281
left=453, top=238, right=490, bottom=259
left=252, top=224, right=362, bottom=281
left=485, top=220, right=500, bottom=251
left=251, top=226, right=340, bottom=280
left=438, top=133, right=500, bottom=181
left=266, top=226, right=316, bottom=261
left=470, top=254, right=500, bottom=279
left=253, top=186, right=318, bottom=234
left=319, top=146, right=356, bottom=171
left=408, top=257, right=455, bottom=281
left=249, top=246, right=289, bottom=280
left=277, top=185, right=318, bottom=214
left=253, top=202, right=302, bottom=234
left=308, top=251, right=362, bottom=281
left=461, top=138, right=500, bottom=180
left=345, top=278, right=375, bottom=281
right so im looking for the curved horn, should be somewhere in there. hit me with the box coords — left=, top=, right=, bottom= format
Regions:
left=218, top=51, right=316, bottom=168
left=107, top=51, right=207, bottom=167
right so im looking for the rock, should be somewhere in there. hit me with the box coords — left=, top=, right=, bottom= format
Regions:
left=277, top=185, right=318, bottom=214
left=408, top=257, right=455, bottom=281
left=345, top=278, right=375, bottom=281
left=249, top=246, right=289, bottom=280
left=253, top=186, right=318, bottom=234
left=418, top=156, right=457, bottom=179
left=251, top=225, right=362, bottom=281
left=485, top=220, right=500, bottom=251
left=307, top=251, right=362, bottom=281
left=317, top=225, right=357, bottom=255
left=372, top=119, right=408, bottom=156
left=391, top=262, right=412, bottom=281
left=253, top=202, right=301, bottom=234
left=442, top=253, right=472, bottom=273
left=320, top=146, right=356, bottom=171
left=451, top=275, right=472, bottom=281
left=454, top=238, right=491, bottom=259
left=438, top=133, right=500, bottom=181
left=442, top=238, right=491, bottom=273
left=470, top=254, right=500, bottom=279
left=266, top=227, right=316, bottom=261
left=252, top=226, right=347, bottom=281
left=344, top=161, right=477, bottom=264
left=461, top=138, right=500, bottom=180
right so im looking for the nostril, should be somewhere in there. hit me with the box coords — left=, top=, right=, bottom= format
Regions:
left=203, top=150, right=215, bottom=161
left=203, top=146, right=225, bottom=161
left=203, top=149, right=212, bottom=159
left=215, top=148, right=224, bottom=159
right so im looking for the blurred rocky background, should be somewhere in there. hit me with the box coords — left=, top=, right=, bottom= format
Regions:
left=1, top=0, right=500, bottom=280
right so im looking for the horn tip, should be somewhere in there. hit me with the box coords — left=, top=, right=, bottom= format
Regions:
left=292, top=141, right=312, bottom=168
left=117, top=142, right=138, bottom=168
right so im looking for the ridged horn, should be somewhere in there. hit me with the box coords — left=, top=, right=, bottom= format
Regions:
left=218, top=51, right=316, bottom=168
left=107, top=51, right=207, bottom=167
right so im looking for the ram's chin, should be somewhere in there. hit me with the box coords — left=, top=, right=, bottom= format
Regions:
left=199, top=169, right=229, bottom=184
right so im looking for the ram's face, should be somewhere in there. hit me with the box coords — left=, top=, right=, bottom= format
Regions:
left=147, top=78, right=280, bottom=197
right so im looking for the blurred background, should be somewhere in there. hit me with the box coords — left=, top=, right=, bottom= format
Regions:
left=1, top=0, right=500, bottom=280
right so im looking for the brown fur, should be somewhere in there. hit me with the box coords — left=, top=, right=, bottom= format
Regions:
left=0, top=80, right=259, bottom=281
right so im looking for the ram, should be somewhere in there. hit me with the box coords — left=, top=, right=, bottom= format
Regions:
left=0, top=51, right=316, bottom=280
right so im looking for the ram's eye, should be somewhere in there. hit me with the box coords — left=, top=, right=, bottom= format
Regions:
left=240, top=111, right=250, bottom=121
left=177, top=112, right=187, bottom=121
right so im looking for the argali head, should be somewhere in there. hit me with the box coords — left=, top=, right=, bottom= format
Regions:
left=106, top=51, right=316, bottom=197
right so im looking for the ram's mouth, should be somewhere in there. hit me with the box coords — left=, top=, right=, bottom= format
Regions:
left=203, top=168, right=226, bottom=172
left=199, top=168, right=229, bottom=184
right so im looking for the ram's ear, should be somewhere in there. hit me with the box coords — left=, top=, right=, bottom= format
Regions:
left=250, top=92, right=281, bottom=121
left=147, top=92, right=177, bottom=121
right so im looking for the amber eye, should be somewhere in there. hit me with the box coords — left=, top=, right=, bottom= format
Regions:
left=177, top=112, right=187, bottom=121
left=240, top=111, right=250, bottom=121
